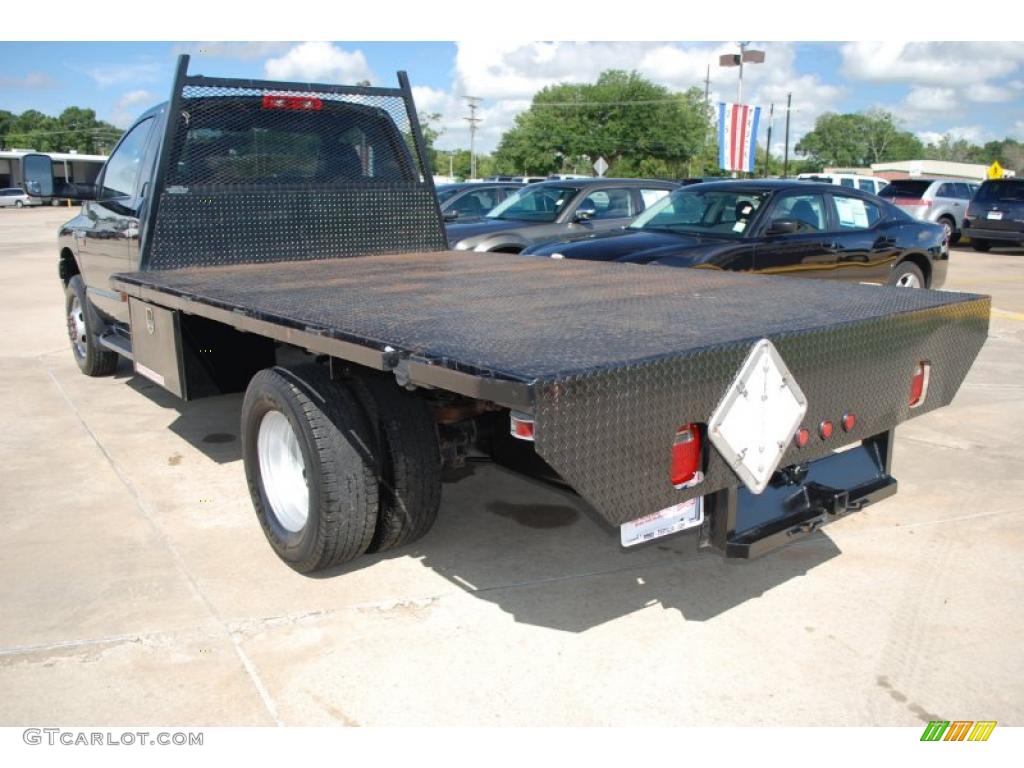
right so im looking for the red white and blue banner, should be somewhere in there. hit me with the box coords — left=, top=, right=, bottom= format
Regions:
left=718, top=102, right=761, bottom=173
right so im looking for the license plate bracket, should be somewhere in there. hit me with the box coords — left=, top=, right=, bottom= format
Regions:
left=621, top=497, right=703, bottom=547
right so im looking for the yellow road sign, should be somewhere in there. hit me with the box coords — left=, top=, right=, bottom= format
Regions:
left=988, top=161, right=1004, bottom=179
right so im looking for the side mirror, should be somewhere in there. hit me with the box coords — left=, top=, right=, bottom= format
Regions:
left=574, top=207, right=596, bottom=222
left=767, top=217, right=801, bottom=235
left=21, top=153, right=97, bottom=201
left=22, top=154, right=54, bottom=198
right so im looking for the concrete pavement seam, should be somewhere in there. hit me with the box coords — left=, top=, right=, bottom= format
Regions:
left=45, top=368, right=285, bottom=727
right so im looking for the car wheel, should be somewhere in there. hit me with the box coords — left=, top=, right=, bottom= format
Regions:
left=66, top=275, right=119, bottom=376
left=241, top=364, right=379, bottom=573
left=889, top=261, right=925, bottom=289
left=971, top=239, right=991, bottom=252
left=937, top=216, right=956, bottom=245
left=14, top=200, right=23, bottom=208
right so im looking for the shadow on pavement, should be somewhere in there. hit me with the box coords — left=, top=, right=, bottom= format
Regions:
left=125, top=374, right=243, bottom=464
left=321, top=462, right=842, bottom=632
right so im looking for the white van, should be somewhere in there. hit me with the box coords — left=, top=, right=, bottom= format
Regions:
left=797, top=173, right=889, bottom=196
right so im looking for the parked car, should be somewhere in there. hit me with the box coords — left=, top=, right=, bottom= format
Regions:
left=797, top=172, right=889, bottom=195
left=0, top=187, right=43, bottom=207
left=878, top=177, right=979, bottom=244
left=446, top=178, right=677, bottom=253
left=963, top=178, right=1024, bottom=251
left=523, top=180, right=946, bottom=289
left=436, top=181, right=523, bottom=222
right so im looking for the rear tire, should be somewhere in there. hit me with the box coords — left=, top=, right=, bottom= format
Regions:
left=888, top=261, right=925, bottom=289
left=14, top=200, right=23, bottom=208
left=66, top=275, right=119, bottom=376
left=971, top=239, right=991, bottom=252
left=241, top=365, right=379, bottom=573
left=348, top=375, right=442, bottom=552
left=937, top=216, right=958, bottom=245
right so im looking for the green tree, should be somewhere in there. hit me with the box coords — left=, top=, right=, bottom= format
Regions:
left=493, top=70, right=711, bottom=178
left=1, top=107, right=121, bottom=153
left=796, top=109, right=922, bottom=168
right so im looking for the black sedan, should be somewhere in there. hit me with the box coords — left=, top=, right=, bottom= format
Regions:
left=522, top=180, right=947, bottom=288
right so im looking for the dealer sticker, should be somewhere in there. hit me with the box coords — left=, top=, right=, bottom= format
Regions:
left=620, top=497, right=703, bottom=547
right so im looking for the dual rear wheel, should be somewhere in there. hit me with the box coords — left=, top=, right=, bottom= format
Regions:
left=241, top=365, right=441, bottom=573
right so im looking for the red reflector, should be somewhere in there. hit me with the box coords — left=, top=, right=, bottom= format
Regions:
left=262, top=94, right=323, bottom=111
left=909, top=362, right=931, bottom=408
left=819, top=420, right=834, bottom=440
left=670, top=423, right=703, bottom=488
left=842, top=412, right=856, bottom=432
left=794, top=428, right=810, bottom=448
left=509, top=411, right=535, bottom=441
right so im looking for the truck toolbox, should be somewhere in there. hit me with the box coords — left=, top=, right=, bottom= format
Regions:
left=34, top=55, right=990, bottom=572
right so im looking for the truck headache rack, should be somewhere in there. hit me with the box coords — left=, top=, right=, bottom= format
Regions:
left=142, top=56, right=446, bottom=271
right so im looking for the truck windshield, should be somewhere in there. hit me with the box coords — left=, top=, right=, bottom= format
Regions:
left=169, top=98, right=415, bottom=186
left=486, top=185, right=576, bottom=222
left=878, top=180, right=931, bottom=199
left=630, top=187, right=768, bottom=237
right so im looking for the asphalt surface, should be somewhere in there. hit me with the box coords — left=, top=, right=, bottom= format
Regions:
left=1, top=206, right=1022, bottom=726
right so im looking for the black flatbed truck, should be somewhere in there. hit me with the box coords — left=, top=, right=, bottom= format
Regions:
left=26, top=56, right=990, bottom=573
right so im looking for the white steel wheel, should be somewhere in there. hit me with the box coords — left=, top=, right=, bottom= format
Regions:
left=256, top=410, right=309, bottom=532
left=894, top=271, right=922, bottom=288
left=68, top=293, right=88, bottom=360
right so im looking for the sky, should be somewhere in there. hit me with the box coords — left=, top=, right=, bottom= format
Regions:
left=1, top=41, right=1023, bottom=158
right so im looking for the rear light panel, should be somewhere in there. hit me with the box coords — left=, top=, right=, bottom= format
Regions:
left=262, top=94, right=323, bottom=111
left=509, top=411, right=535, bottom=441
left=893, top=197, right=931, bottom=207
left=909, top=362, right=931, bottom=408
left=670, top=423, right=704, bottom=489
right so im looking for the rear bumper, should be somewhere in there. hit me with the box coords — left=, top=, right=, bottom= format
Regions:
left=963, top=225, right=1024, bottom=242
left=707, top=430, right=896, bottom=558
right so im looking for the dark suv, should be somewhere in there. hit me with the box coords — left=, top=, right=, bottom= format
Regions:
left=964, top=179, right=1024, bottom=251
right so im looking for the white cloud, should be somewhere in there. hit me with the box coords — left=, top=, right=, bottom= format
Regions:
left=915, top=125, right=989, bottom=147
left=110, top=89, right=156, bottom=128
left=965, top=82, right=1014, bottom=103
left=264, top=42, right=374, bottom=85
left=0, top=72, right=56, bottom=89
left=840, top=42, right=1024, bottom=86
left=905, top=86, right=957, bottom=113
left=425, top=41, right=841, bottom=154
left=85, top=61, right=161, bottom=88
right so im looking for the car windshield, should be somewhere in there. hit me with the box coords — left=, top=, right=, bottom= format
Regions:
left=629, top=186, right=768, bottom=237
left=486, top=185, right=576, bottom=222
left=976, top=180, right=1024, bottom=202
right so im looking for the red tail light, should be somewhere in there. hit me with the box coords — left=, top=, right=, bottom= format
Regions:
left=262, top=95, right=323, bottom=111
left=794, top=427, right=810, bottom=448
left=670, top=424, right=703, bottom=488
left=909, top=362, right=931, bottom=408
left=509, top=411, right=535, bottom=441
left=893, top=197, right=930, bottom=207
left=819, top=420, right=834, bottom=440
left=842, top=412, right=856, bottom=432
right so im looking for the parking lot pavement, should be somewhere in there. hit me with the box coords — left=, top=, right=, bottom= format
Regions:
left=1, top=206, right=1022, bottom=726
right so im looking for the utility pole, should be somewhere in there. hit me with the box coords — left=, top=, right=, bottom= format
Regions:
left=464, top=96, right=482, bottom=180
left=703, top=64, right=711, bottom=106
left=764, top=102, right=774, bottom=177
left=783, top=92, right=792, bottom=178
left=719, top=43, right=765, bottom=177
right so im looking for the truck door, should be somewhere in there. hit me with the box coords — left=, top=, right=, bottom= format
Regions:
left=79, top=116, right=155, bottom=322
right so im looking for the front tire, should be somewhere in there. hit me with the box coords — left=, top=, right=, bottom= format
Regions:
left=888, top=261, right=925, bottom=289
left=241, top=365, right=379, bottom=573
left=971, top=239, right=991, bottom=252
left=66, top=275, right=119, bottom=376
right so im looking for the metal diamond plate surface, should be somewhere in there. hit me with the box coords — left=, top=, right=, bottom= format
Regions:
left=115, top=252, right=989, bottom=526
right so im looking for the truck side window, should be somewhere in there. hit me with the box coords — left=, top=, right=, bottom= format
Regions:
left=99, top=118, right=154, bottom=200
